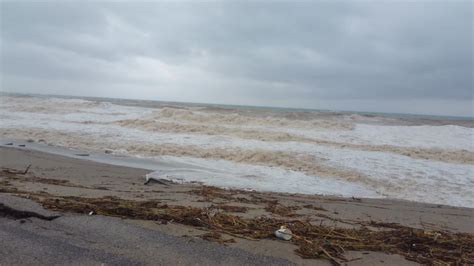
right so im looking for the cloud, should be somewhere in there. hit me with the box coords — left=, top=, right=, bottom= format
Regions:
left=1, top=1, right=472, bottom=116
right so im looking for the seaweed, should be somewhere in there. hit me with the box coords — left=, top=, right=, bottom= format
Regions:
left=303, top=204, right=327, bottom=211
left=265, top=201, right=302, bottom=217
left=216, top=204, right=248, bottom=213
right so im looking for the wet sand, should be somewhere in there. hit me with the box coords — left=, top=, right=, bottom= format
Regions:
left=1, top=146, right=473, bottom=265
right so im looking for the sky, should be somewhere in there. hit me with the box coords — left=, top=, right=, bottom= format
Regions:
left=0, top=1, right=473, bottom=116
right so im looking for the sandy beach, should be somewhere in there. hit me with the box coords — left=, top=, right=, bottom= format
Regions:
left=1, top=145, right=473, bottom=265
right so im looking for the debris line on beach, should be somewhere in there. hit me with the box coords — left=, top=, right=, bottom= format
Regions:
left=29, top=194, right=474, bottom=265
left=1, top=169, right=472, bottom=265
left=1, top=165, right=31, bottom=175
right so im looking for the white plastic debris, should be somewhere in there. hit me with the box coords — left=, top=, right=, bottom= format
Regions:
left=275, top=225, right=292, bottom=240
left=88, top=211, right=95, bottom=216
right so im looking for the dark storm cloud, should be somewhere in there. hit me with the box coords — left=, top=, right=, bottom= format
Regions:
left=1, top=1, right=472, bottom=116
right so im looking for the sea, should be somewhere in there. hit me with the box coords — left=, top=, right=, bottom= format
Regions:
left=1, top=93, right=473, bottom=208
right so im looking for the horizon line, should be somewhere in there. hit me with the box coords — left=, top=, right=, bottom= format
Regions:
left=2, top=91, right=473, bottom=121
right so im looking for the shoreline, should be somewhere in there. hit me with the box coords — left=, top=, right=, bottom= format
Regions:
left=1, top=144, right=473, bottom=217
left=2, top=140, right=470, bottom=209
left=1, top=145, right=473, bottom=265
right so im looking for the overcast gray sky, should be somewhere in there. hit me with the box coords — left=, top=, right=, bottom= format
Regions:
left=1, top=1, right=472, bottom=116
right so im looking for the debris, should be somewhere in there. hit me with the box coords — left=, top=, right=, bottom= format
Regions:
left=104, top=149, right=113, bottom=154
left=275, top=225, right=292, bottom=240
left=216, top=204, right=248, bottom=213
left=303, top=204, right=327, bottom=211
left=2, top=169, right=472, bottom=265
left=4, top=143, right=13, bottom=145
left=88, top=211, right=95, bottom=216
left=368, top=220, right=406, bottom=229
left=18, top=144, right=26, bottom=147
left=74, top=153, right=90, bottom=157
left=32, top=195, right=474, bottom=265
left=144, top=175, right=170, bottom=186
left=351, top=196, right=361, bottom=202
left=190, top=186, right=236, bottom=202
left=93, top=186, right=109, bottom=191
left=26, top=139, right=34, bottom=143
left=265, top=202, right=301, bottom=217
left=200, top=232, right=236, bottom=245
left=1, top=164, right=31, bottom=175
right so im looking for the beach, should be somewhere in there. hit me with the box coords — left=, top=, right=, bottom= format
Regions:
left=1, top=146, right=473, bottom=265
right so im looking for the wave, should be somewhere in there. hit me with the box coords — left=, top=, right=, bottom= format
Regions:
left=113, top=119, right=474, bottom=164
left=115, top=119, right=310, bottom=142
left=154, top=107, right=355, bottom=130
left=0, top=128, right=365, bottom=181
left=1, top=96, right=100, bottom=111
left=2, top=127, right=473, bottom=207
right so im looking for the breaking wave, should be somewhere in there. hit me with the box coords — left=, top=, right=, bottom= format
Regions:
left=113, top=119, right=474, bottom=164
left=154, top=107, right=355, bottom=130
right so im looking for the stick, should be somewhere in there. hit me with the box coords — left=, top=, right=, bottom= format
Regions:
left=320, top=245, right=342, bottom=266
left=21, top=164, right=31, bottom=175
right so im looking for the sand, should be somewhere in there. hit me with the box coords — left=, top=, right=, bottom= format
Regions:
left=1, top=146, right=473, bottom=265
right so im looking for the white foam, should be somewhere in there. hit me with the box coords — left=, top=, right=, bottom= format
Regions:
left=146, top=156, right=379, bottom=197
left=314, top=148, right=474, bottom=207
left=289, top=124, right=474, bottom=151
